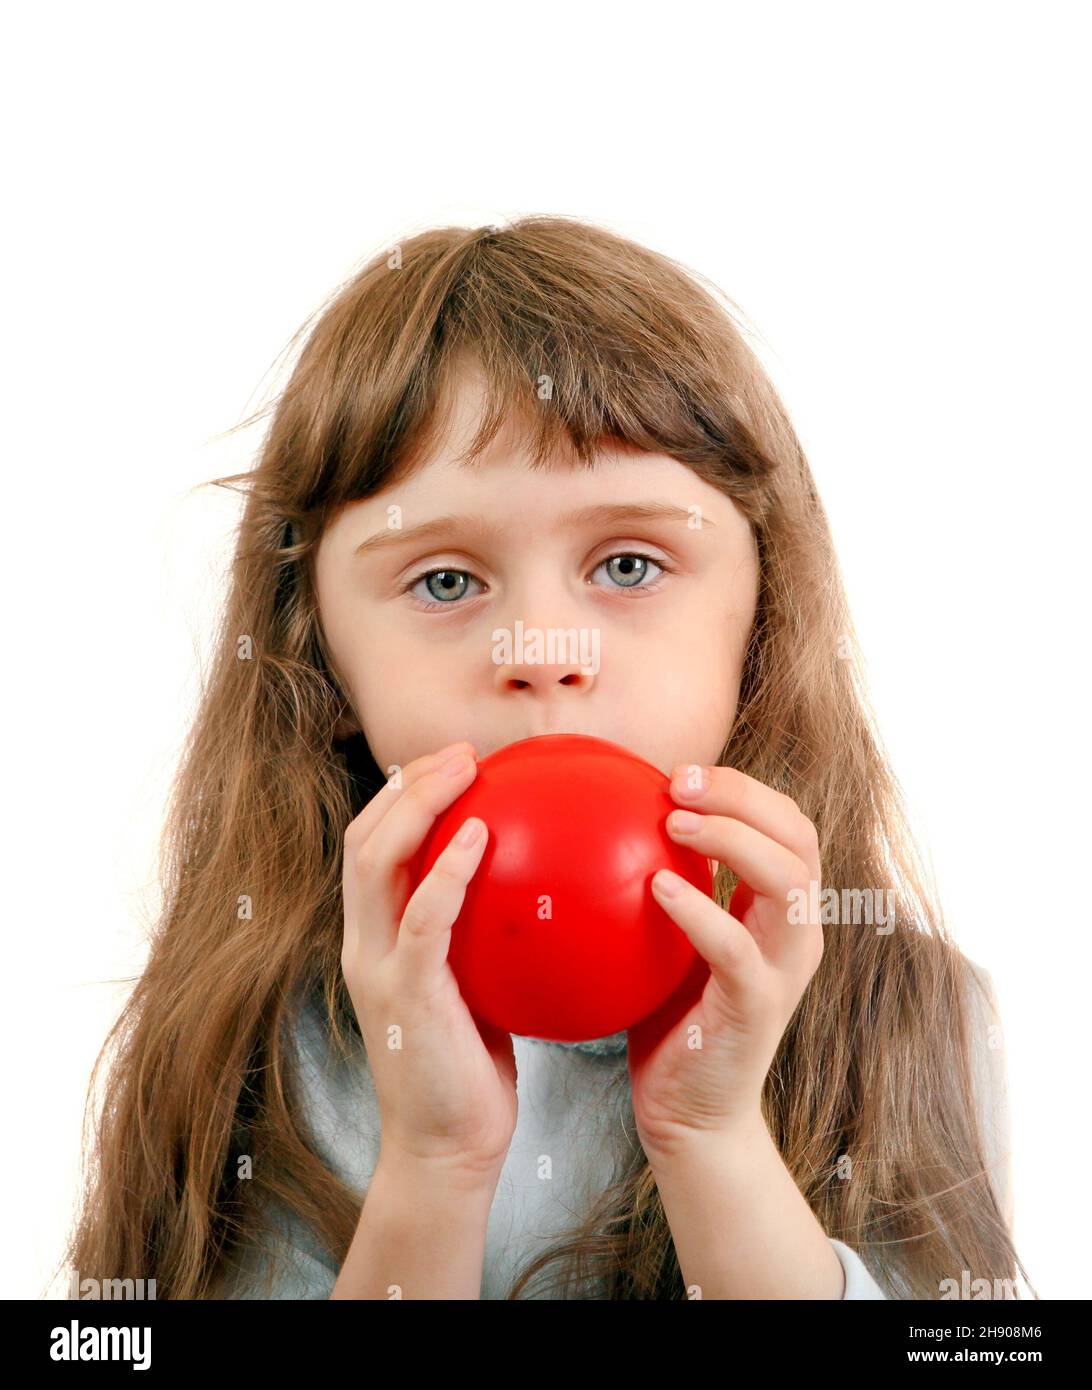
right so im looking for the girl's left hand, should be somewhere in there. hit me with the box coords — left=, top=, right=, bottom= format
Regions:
left=627, top=763, right=825, bottom=1158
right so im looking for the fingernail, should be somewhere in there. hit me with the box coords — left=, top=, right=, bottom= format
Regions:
left=454, top=817, right=484, bottom=846
left=441, top=752, right=472, bottom=777
left=669, top=810, right=702, bottom=835
left=672, top=768, right=707, bottom=798
left=652, top=870, right=685, bottom=898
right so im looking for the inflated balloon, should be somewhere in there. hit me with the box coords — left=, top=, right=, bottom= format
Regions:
left=408, top=733, right=713, bottom=1042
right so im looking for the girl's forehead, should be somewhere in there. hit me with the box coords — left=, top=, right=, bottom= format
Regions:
left=330, top=447, right=722, bottom=531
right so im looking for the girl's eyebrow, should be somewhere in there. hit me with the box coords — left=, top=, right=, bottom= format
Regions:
left=351, top=501, right=714, bottom=559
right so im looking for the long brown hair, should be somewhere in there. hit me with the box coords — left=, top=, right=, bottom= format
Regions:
left=59, top=215, right=1035, bottom=1299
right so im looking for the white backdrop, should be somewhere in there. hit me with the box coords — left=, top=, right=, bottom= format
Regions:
left=4, top=0, right=1087, bottom=1300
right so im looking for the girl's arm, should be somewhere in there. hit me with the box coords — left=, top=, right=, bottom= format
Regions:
left=629, top=761, right=849, bottom=1298
left=647, top=1120, right=848, bottom=1299
left=330, top=1153, right=500, bottom=1300
left=646, top=958, right=1012, bottom=1301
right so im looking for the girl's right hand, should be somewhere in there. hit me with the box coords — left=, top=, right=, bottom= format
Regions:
left=340, top=740, right=517, bottom=1181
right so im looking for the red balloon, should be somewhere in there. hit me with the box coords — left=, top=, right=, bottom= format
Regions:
left=407, top=733, right=712, bottom=1042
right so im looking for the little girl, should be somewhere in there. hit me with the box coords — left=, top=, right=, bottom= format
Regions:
left=61, top=217, right=1032, bottom=1300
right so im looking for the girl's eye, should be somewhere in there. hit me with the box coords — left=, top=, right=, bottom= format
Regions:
left=404, top=568, right=486, bottom=609
left=589, top=553, right=667, bottom=593
left=402, top=552, right=671, bottom=611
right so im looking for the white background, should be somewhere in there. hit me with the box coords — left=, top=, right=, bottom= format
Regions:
left=4, top=1, right=1087, bottom=1300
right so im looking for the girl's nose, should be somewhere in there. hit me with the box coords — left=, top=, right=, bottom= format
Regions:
left=490, top=621, right=600, bottom=691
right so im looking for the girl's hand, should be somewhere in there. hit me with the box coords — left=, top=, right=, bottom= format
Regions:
left=340, top=741, right=517, bottom=1181
left=626, top=763, right=824, bottom=1158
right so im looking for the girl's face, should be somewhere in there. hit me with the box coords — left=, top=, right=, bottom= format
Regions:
left=314, top=386, right=759, bottom=781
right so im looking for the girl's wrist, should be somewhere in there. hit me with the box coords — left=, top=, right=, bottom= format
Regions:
left=374, top=1144, right=505, bottom=1199
left=640, top=1107, right=770, bottom=1169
